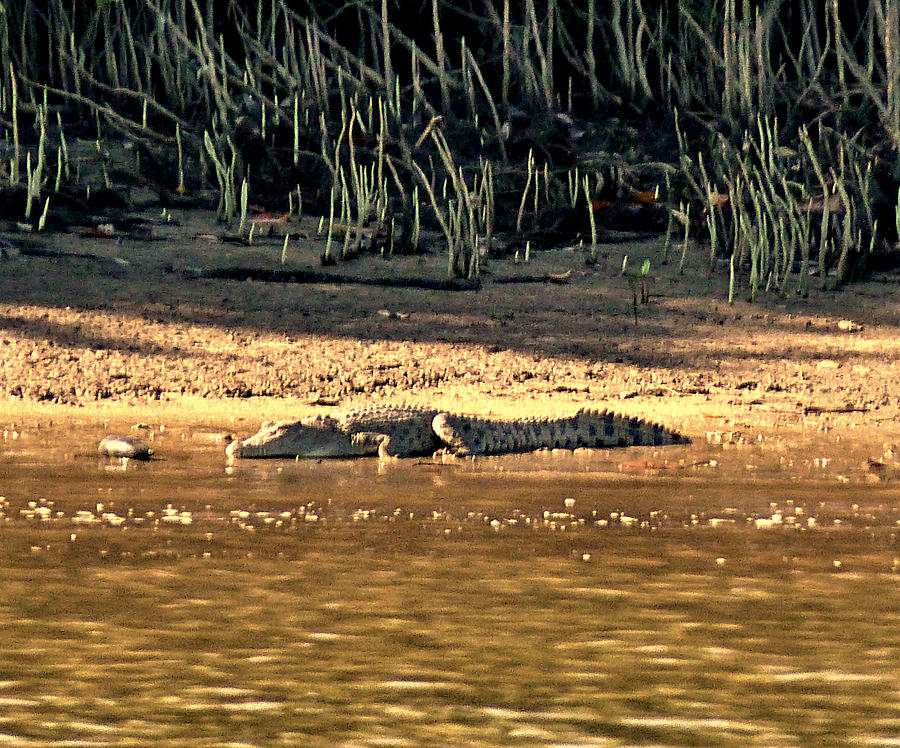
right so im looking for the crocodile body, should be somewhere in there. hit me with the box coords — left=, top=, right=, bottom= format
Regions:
left=225, top=405, right=687, bottom=459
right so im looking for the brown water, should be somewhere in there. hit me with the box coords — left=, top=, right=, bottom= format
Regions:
left=1, top=421, right=899, bottom=747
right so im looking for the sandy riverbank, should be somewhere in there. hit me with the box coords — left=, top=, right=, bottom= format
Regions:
left=1, top=208, right=899, bottom=455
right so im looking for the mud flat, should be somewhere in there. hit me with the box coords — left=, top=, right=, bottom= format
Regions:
left=1, top=208, right=899, bottom=460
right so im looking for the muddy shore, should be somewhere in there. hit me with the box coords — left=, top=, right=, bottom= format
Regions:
left=1, top=207, right=899, bottom=456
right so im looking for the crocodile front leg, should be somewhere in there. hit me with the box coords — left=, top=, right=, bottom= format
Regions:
left=350, top=431, right=394, bottom=458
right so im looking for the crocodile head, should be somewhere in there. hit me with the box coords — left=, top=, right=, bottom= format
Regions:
left=226, top=417, right=366, bottom=458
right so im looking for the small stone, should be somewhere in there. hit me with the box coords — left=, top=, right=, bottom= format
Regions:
left=98, top=435, right=152, bottom=460
left=837, top=319, right=863, bottom=333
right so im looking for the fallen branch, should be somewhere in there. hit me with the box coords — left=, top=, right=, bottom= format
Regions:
left=171, top=265, right=481, bottom=291
left=803, top=405, right=869, bottom=415
left=492, top=269, right=573, bottom=284
left=171, top=264, right=579, bottom=290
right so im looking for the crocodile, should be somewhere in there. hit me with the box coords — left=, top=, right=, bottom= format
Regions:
left=225, top=405, right=687, bottom=459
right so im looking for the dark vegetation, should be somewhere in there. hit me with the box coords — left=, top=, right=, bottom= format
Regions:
left=3, top=0, right=900, bottom=299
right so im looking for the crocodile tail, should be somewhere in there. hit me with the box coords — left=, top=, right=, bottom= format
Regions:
left=434, top=410, right=689, bottom=455
left=576, top=409, right=687, bottom=447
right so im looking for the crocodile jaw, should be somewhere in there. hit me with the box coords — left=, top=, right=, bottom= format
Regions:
left=225, top=419, right=376, bottom=458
